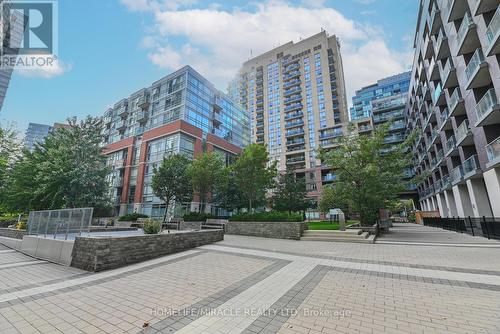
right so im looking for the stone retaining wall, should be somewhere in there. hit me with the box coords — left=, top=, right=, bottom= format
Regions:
left=0, top=228, right=26, bottom=240
left=70, top=229, right=224, bottom=272
left=225, top=221, right=308, bottom=240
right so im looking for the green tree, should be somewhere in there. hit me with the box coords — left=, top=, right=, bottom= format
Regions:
left=2, top=117, right=111, bottom=212
left=233, top=144, right=277, bottom=212
left=320, top=124, right=415, bottom=226
left=0, top=123, right=21, bottom=202
left=152, top=154, right=192, bottom=222
left=189, top=152, right=225, bottom=213
left=272, top=169, right=310, bottom=214
left=213, top=166, right=244, bottom=213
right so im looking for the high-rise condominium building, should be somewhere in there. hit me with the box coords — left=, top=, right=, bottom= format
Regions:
left=24, top=123, right=53, bottom=152
left=0, top=1, right=24, bottom=111
left=406, top=0, right=500, bottom=217
left=24, top=122, right=71, bottom=152
left=351, top=72, right=417, bottom=199
left=102, top=66, right=250, bottom=218
left=235, top=31, right=349, bottom=210
left=351, top=72, right=411, bottom=121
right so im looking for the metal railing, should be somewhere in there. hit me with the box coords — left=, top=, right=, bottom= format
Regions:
left=27, top=208, right=94, bottom=240
left=423, top=216, right=500, bottom=240
left=456, top=11, right=473, bottom=47
left=455, top=119, right=470, bottom=143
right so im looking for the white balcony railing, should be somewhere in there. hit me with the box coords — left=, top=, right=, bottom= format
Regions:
left=475, top=89, right=498, bottom=122
left=486, top=7, right=500, bottom=47
left=456, top=12, right=474, bottom=47
left=465, top=48, right=485, bottom=81
left=486, top=136, right=500, bottom=164
left=455, top=119, right=470, bottom=143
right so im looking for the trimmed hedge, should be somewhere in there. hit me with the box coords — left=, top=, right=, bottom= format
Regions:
left=118, top=213, right=149, bottom=221
left=183, top=212, right=215, bottom=222
left=142, top=219, right=162, bottom=234
left=229, top=212, right=304, bottom=222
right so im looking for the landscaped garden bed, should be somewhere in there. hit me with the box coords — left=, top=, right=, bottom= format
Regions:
left=308, top=220, right=359, bottom=231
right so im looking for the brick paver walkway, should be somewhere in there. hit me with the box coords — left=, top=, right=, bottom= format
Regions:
left=1, top=223, right=500, bottom=333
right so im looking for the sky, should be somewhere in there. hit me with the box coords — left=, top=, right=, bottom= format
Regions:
left=1, top=0, right=419, bottom=133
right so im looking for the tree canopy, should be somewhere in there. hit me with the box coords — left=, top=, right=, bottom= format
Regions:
left=272, top=169, right=310, bottom=213
left=1, top=117, right=111, bottom=212
left=320, top=124, right=415, bottom=226
left=232, top=144, right=277, bottom=212
left=188, top=152, right=225, bottom=213
left=152, top=154, right=193, bottom=222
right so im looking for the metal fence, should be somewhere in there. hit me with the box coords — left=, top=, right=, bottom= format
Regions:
left=423, top=216, right=500, bottom=240
left=27, top=208, right=94, bottom=240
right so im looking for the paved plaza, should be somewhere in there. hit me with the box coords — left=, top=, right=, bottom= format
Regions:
left=1, top=223, right=500, bottom=333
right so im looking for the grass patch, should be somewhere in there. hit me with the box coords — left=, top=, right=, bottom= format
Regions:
left=307, top=220, right=360, bottom=231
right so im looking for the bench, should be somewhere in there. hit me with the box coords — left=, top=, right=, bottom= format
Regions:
left=202, top=219, right=227, bottom=232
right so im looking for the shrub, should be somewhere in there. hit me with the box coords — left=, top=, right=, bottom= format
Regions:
left=142, top=219, right=162, bottom=234
left=118, top=213, right=149, bottom=221
left=183, top=212, right=215, bottom=222
left=229, top=211, right=304, bottom=222
left=16, top=221, right=27, bottom=230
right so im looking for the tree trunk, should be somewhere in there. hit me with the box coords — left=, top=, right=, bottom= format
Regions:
left=162, top=202, right=169, bottom=223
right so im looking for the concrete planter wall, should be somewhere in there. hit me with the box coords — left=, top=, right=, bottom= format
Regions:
left=70, top=229, right=223, bottom=272
left=225, top=221, right=308, bottom=240
left=0, top=228, right=26, bottom=240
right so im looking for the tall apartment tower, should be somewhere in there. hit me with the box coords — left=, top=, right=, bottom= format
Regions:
left=236, top=31, right=349, bottom=207
left=406, top=0, right=500, bottom=217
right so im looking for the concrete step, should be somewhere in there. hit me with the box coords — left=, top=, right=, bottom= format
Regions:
left=301, top=233, right=375, bottom=244
left=302, top=230, right=363, bottom=237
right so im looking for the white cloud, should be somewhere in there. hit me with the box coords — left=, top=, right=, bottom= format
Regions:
left=122, top=0, right=411, bottom=105
left=16, top=60, right=72, bottom=79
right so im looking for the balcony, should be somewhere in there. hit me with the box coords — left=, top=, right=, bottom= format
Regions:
left=465, top=49, right=490, bottom=90
left=284, top=86, right=302, bottom=96
left=383, top=134, right=405, bottom=144
left=441, top=175, right=451, bottom=190
left=319, top=130, right=343, bottom=139
left=256, top=98, right=264, bottom=106
left=442, top=58, right=458, bottom=89
left=285, top=128, right=305, bottom=138
left=448, top=89, right=466, bottom=117
left=358, top=125, right=373, bottom=133
left=283, top=57, right=299, bottom=67
left=117, top=106, right=128, bottom=117
left=256, top=121, right=264, bottom=128
left=450, top=165, right=465, bottom=185
left=255, top=113, right=264, bottom=121
left=373, top=110, right=404, bottom=123
left=284, top=70, right=301, bottom=80
left=475, top=89, right=500, bottom=126
left=283, top=78, right=301, bottom=89
left=256, top=136, right=264, bottom=143
left=436, top=149, right=445, bottom=166
left=284, top=63, right=300, bottom=73
left=445, top=135, right=459, bottom=156
left=109, top=159, right=126, bottom=169
left=136, top=111, right=148, bottom=123
left=287, top=145, right=306, bottom=152
left=284, top=103, right=303, bottom=113
left=486, top=6, right=500, bottom=56
left=455, top=120, right=473, bottom=146
left=428, top=58, right=439, bottom=81
left=446, top=0, right=469, bottom=22
left=286, top=155, right=306, bottom=165
left=320, top=138, right=342, bottom=147
left=115, top=120, right=127, bottom=131
left=456, top=12, right=479, bottom=56
left=285, top=120, right=304, bottom=129
left=435, top=28, right=450, bottom=60
left=486, top=136, right=500, bottom=168
left=473, top=0, right=499, bottom=16
left=284, top=111, right=304, bottom=121
left=440, top=108, right=453, bottom=131
left=430, top=8, right=442, bottom=35
left=256, top=129, right=264, bottom=135
left=137, top=96, right=150, bottom=109
left=433, top=84, right=446, bottom=106
left=286, top=138, right=305, bottom=147
left=135, top=127, right=145, bottom=136
left=284, top=95, right=302, bottom=105
left=423, top=36, right=434, bottom=59
left=463, top=155, right=481, bottom=179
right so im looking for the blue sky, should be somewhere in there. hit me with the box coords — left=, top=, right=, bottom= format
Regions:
left=1, top=0, right=419, bottom=133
